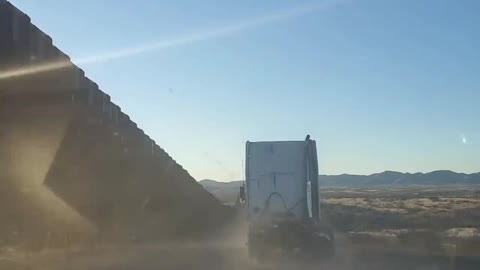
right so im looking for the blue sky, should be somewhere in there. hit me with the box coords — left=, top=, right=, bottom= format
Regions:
left=11, top=0, right=480, bottom=181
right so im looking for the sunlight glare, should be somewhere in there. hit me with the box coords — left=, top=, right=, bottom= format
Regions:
left=0, top=0, right=341, bottom=80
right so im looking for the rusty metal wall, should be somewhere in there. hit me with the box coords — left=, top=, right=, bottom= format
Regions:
left=0, top=0, right=228, bottom=247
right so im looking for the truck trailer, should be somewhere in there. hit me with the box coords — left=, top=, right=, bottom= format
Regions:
left=244, top=135, right=334, bottom=261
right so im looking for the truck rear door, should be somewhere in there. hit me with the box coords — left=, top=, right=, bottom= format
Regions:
left=245, top=141, right=307, bottom=223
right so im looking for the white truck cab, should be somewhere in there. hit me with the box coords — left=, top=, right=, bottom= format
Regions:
left=244, top=136, right=333, bottom=261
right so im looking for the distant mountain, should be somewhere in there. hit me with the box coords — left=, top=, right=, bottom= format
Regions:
left=199, top=171, right=480, bottom=202
left=319, top=171, right=480, bottom=186
left=199, top=179, right=244, bottom=204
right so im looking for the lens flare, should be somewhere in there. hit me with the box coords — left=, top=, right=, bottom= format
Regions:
left=0, top=0, right=341, bottom=80
left=0, top=59, right=72, bottom=80
left=2, top=110, right=95, bottom=232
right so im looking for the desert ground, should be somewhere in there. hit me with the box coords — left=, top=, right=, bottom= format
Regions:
left=2, top=185, right=480, bottom=269
left=321, top=185, right=480, bottom=259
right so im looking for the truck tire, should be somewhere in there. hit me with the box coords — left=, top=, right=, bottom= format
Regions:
left=315, top=223, right=335, bottom=257
left=248, top=239, right=268, bottom=263
left=302, top=226, right=335, bottom=262
left=312, top=234, right=335, bottom=260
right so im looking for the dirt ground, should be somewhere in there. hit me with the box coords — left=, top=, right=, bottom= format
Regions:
left=2, top=233, right=480, bottom=270
left=3, top=185, right=480, bottom=270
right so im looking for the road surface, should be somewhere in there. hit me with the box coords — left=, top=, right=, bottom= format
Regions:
left=3, top=239, right=479, bottom=270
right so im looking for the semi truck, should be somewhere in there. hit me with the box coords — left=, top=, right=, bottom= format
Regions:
left=243, top=135, right=334, bottom=261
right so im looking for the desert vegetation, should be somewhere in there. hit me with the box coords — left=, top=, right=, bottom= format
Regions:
left=320, top=185, right=480, bottom=257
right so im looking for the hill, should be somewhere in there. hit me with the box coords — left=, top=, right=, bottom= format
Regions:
left=199, top=180, right=244, bottom=204
left=319, top=170, right=480, bottom=186
left=199, top=171, right=480, bottom=203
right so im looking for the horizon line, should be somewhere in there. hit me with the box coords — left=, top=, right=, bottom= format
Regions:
left=198, top=169, right=480, bottom=182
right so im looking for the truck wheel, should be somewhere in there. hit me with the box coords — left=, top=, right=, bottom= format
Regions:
left=308, top=233, right=335, bottom=261
left=320, top=238, right=335, bottom=259
left=247, top=244, right=256, bottom=259
left=313, top=223, right=335, bottom=259
left=248, top=243, right=268, bottom=263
